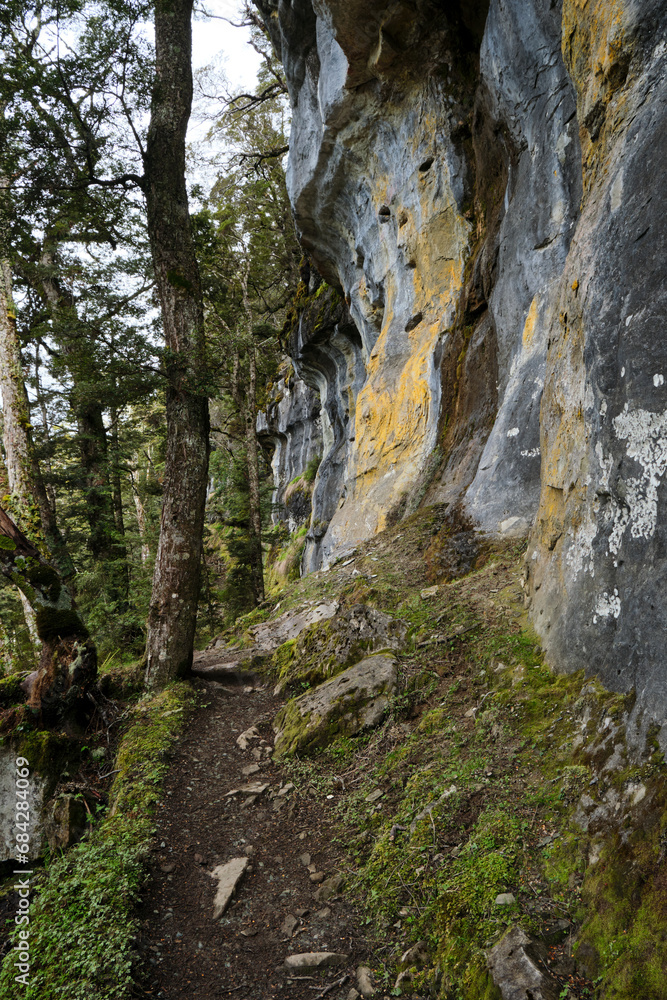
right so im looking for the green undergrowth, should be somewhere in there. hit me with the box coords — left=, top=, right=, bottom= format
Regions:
left=0, top=682, right=198, bottom=1000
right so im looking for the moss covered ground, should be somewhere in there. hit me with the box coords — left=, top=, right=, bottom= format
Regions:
left=253, top=506, right=667, bottom=999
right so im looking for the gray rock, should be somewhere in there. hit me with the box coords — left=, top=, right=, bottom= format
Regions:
left=257, top=371, right=323, bottom=532
left=284, top=952, right=348, bottom=972
left=313, top=874, right=343, bottom=902
left=495, top=893, right=516, bottom=906
left=356, top=965, right=375, bottom=997
left=209, top=858, right=249, bottom=919
left=273, top=655, right=399, bottom=756
left=487, top=927, right=560, bottom=1000
left=255, top=0, right=667, bottom=737
left=281, top=913, right=299, bottom=938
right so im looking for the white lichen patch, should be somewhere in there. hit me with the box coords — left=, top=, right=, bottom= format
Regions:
left=653, top=373, right=664, bottom=386
left=507, top=427, right=519, bottom=438
left=520, top=448, right=540, bottom=458
left=610, top=404, right=667, bottom=547
left=592, top=589, right=621, bottom=624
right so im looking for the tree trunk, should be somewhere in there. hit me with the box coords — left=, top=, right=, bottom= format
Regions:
left=130, top=469, right=150, bottom=564
left=0, top=259, right=74, bottom=582
left=143, top=0, right=210, bottom=688
left=244, top=346, right=264, bottom=604
left=0, top=506, right=96, bottom=727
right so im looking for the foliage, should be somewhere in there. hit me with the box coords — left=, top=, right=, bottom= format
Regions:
left=0, top=682, right=197, bottom=1000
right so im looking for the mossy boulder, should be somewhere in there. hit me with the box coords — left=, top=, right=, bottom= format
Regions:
left=273, top=653, right=399, bottom=757
left=271, top=604, right=407, bottom=694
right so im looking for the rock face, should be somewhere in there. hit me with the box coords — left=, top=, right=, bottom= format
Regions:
left=257, top=367, right=322, bottom=532
left=273, top=653, right=399, bottom=756
left=256, top=0, right=667, bottom=736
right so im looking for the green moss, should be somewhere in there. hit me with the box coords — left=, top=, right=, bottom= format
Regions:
left=13, top=730, right=76, bottom=798
left=26, top=561, right=62, bottom=603
left=35, top=605, right=88, bottom=642
left=0, top=671, right=27, bottom=707
left=0, top=536, right=16, bottom=550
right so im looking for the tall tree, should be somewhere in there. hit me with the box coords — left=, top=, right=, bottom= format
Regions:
left=143, top=0, right=210, bottom=688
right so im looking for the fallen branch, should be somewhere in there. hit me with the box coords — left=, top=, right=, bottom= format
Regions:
left=308, top=974, right=350, bottom=997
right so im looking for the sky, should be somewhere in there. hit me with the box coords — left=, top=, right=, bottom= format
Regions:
left=192, top=1, right=262, bottom=99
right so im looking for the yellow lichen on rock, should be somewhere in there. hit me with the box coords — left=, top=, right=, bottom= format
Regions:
left=562, top=0, right=634, bottom=187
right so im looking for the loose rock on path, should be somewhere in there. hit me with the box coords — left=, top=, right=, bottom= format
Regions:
left=134, top=680, right=372, bottom=1000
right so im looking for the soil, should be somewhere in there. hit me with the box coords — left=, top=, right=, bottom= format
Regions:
left=133, top=681, right=371, bottom=1000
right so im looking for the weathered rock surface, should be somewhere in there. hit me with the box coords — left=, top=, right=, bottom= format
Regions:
left=256, top=0, right=667, bottom=736
left=257, top=368, right=322, bottom=532
left=486, top=927, right=560, bottom=1000
left=273, top=654, right=399, bottom=756
left=209, top=857, right=249, bottom=919
left=272, top=603, right=407, bottom=692
left=192, top=600, right=339, bottom=681
left=526, top=2, right=667, bottom=747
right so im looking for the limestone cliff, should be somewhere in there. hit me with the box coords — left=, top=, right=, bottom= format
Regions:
left=256, top=0, right=667, bottom=738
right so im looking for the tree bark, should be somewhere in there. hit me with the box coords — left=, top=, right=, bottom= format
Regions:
left=143, top=0, right=210, bottom=688
left=0, top=259, right=74, bottom=582
left=0, top=506, right=96, bottom=726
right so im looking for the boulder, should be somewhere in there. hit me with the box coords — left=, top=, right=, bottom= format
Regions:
left=487, top=927, right=560, bottom=1000
left=273, top=654, right=399, bottom=757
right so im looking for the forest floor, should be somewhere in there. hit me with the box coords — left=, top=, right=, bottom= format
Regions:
left=131, top=506, right=600, bottom=1000
left=133, top=679, right=371, bottom=1000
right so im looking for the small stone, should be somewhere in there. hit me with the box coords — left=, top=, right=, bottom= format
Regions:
left=464, top=707, right=477, bottom=719
left=236, top=726, right=260, bottom=749
left=251, top=748, right=262, bottom=760
left=313, top=874, right=344, bottom=902
left=315, top=907, right=331, bottom=918
left=244, top=845, right=256, bottom=856
left=160, top=863, right=175, bottom=873
left=280, top=914, right=299, bottom=938
left=356, top=965, right=375, bottom=997
left=298, top=832, right=309, bottom=840
left=365, top=789, right=384, bottom=803
left=283, top=952, right=348, bottom=972
left=310, top=871, right=326, bottom=883
left=242, top=764, right=261, bottom=776
left=300, top=853, right=312, bottom=867
left=420, top=585, right=439, bottom=599
left=494, top=893, right=516, bottom=906
left=209, top=858, right=249, bottom=919
left=278, top=782, right=295, bottom=797
left=347, top=990, right=361, bottom=1000
left=194, top=853, right=204, bottom=865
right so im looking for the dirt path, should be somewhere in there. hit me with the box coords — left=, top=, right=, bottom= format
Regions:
left=134, top=680, right=371, bottom=1000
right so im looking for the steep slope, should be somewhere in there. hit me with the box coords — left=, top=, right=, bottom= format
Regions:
left=255, top=0, right=667, bottom=739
